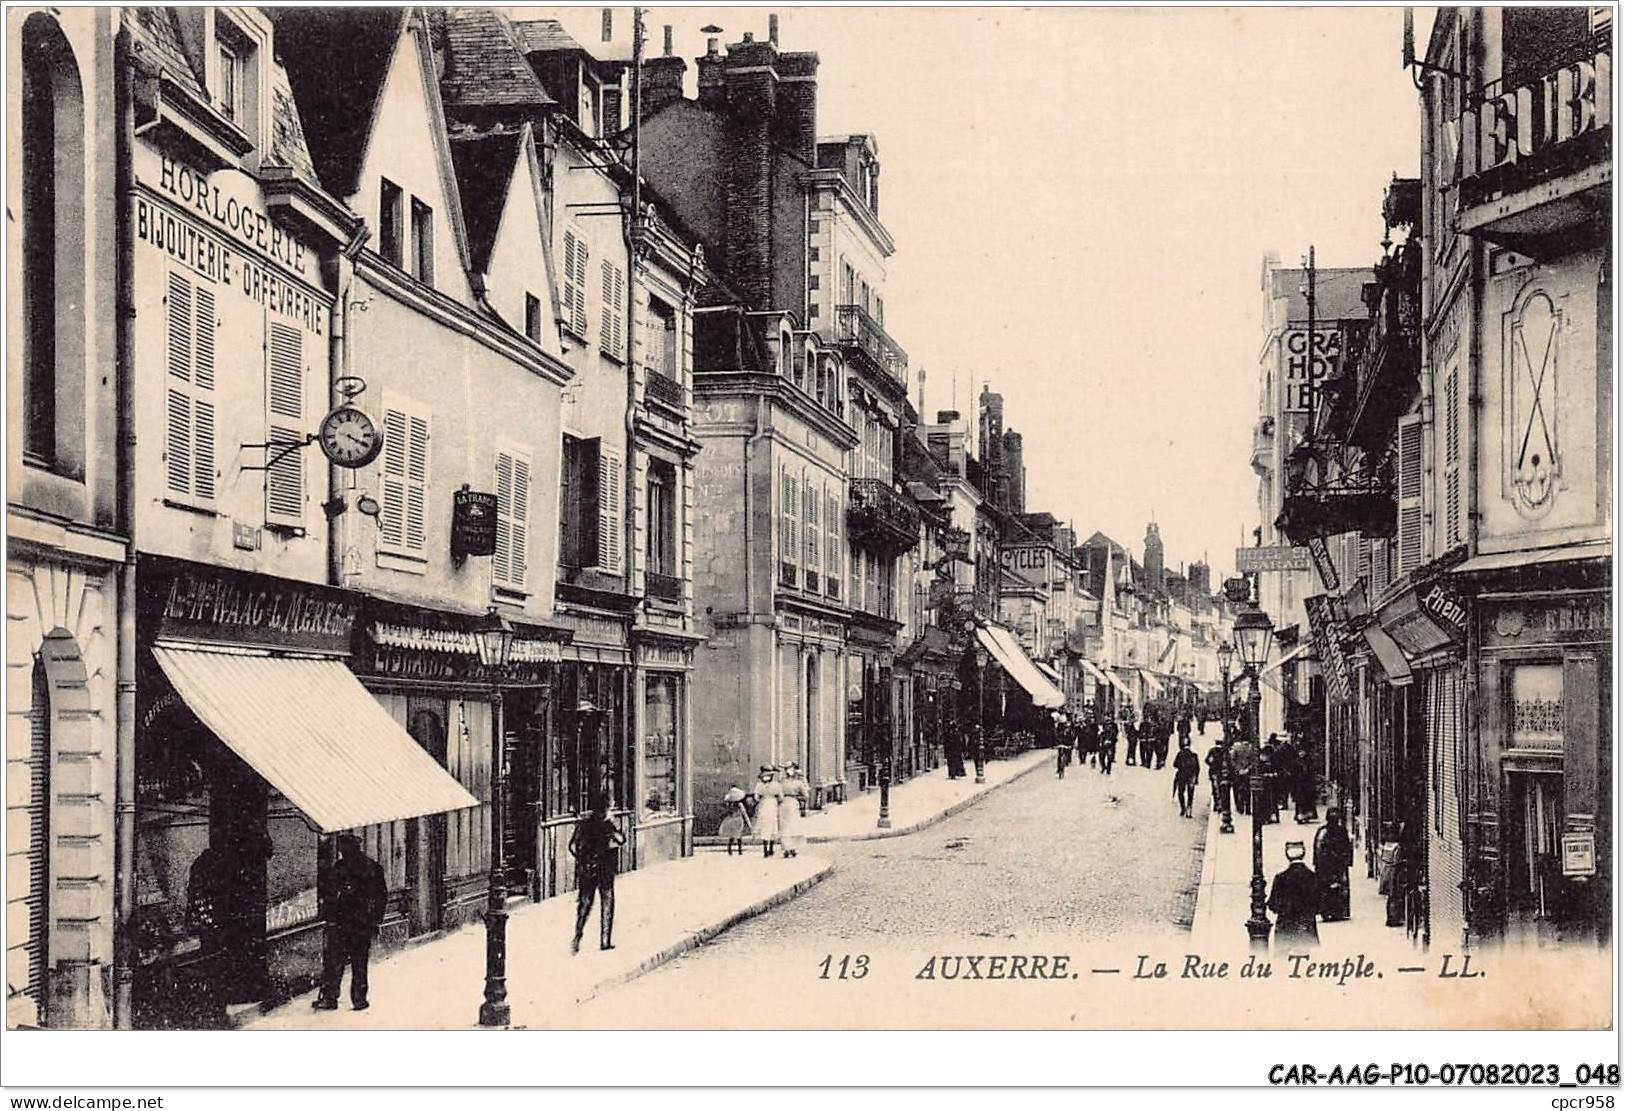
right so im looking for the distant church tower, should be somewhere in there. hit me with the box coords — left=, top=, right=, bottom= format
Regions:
left=1144, top=521, right=1165, bottom=593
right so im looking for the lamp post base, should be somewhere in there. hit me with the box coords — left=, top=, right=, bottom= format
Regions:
left=478, top=886, right=510, bottom=1027
left=1245, top=914, right=1272, bottom=951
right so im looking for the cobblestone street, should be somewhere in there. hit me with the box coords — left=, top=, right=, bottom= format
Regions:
left=565, top=747, right=1213, bottom=1028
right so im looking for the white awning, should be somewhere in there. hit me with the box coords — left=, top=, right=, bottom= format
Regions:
left=1102, top=667, right=1137, bottom=700
left=1260, top=642, right=1311, bottom=677
left=1079, top=658, right=1111, bottom=687
left=153, top=646, right=479, bottom=833
left=1139, top=669, right=1164, bottom=696
left=1450, top=539, right=1610, bottom=576
left=1033, top=659, right=1065, bottom=686
left=1362, top=626, right=1415, bottom=688
left=975, top=625, right=1066, bottom=708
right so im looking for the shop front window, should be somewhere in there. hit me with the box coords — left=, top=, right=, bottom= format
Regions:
left=642, top=674, right=680, bottom=817
left=548, top=664, right=629, bottom=816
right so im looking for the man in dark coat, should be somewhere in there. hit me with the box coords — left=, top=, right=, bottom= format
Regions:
left=1314, top=808, right=1355, bottom=921
left=1267, top=841, right=1320, bottom=949
left=1205, top=740, right=1231, bottom=814
left=1121, top=715, right=1136, bottom=766
left=1228, top=735, right=1255, bottom=815
left=1172, top=739, right=1201, bottom=817
left=569, top=799, right=626, bottom=954
left=1099, top=717, right=1117, bottom=774
left=315, top=833, right=387, bottom=1011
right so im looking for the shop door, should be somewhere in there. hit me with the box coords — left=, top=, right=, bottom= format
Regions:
left=503, top=692, right=547, bottom=895
left=1506, top=770, right=1565, bottom=920
left=405, top=703, right=447, bottom=937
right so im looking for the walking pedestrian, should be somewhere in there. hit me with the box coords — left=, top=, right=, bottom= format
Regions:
left=1121, top=714, right=1136, bottom=766
left=1291, top=739, right=1320, bottom=823
left=1276, top=737, right=1304, bottom=822
left=1257, top=737, right=1281, bottom=824
left=1138, top=716, right=1154, bottom=769
left=1056, top=732, right=1071, bottom=778
left=1172, top=739, right=1200, bottom=818
left=718, top=786, right=752, bottom=855
left=1267, top=841, right=1321, bottom=949
left=314, top=834, right=386, bottom=1011
left=778, top=762, right=810, bottom=858
left=1314, top=807, right=1355, bottom=922
left=568, top=799, right=626, bottom=954
left=1228, top=734, right=1255, bottom=815
left=1197, top=706, right=1207, bottom=736
left=1205, top=740, right=1230, bottom=813
left=751, top=765, right=783, bottom=857
left=1082, top=717, right=1100, bottom=766
left=1099, top=718, right=1117, bottom=774
left=1157, top=717, right=1173, bottom=769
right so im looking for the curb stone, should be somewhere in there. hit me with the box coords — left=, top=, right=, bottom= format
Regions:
left=806, top=753, right=1051, bottom=843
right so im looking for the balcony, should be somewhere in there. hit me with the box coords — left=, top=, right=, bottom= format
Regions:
left=847, top=478, right=921, bottom=555
left=1453, top=29, right=1611, bottom=254
left=1341, top=243, right=1421, bottom=452
left=1249, top=416, right=1275, bottom=474
left=644, top=369, right=684, bottom=411
left=833, top=304, right=907, bottom=384
left=1276, top=452, right=1396, bottom=545
left=645, top=571, right=682, bottom=603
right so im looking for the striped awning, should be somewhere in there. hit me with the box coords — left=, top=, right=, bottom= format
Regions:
left=975, top=625, right=1066, bottom=708
left=1102, top=667, right=1137, bottom=699
left=152, top=646, right=479, bottom=833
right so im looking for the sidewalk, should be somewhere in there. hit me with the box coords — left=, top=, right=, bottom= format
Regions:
left=1190, top=769, right=1418, bottom=960
left=242, top=850, right=831, bottom=1030
left=801, top=747, right=1052, bottom=842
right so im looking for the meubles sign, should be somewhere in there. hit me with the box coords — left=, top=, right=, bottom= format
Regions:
left=1449, top=44, right=1610, bottom=183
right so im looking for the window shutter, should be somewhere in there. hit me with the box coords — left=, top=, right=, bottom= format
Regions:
left=1396, top=413, right=1424, bottom=576
left=599, top=260, right=624, bottom=358
left=493, top=450, right=530, bottom=590
left=265, top=321, right=305, bottom=526
left=574, top=240, right=590, bottom=336
left=580, top=438, right=602, bottom=567
left=494, top=451, right=514, bottom=586
left=596, top=444, right=622, bottom=573
left=563, top=230, right=588, bottom=336
left=1356, top=534, right=1372, bottom=587
left=164, top=273, right=216, bottom=500
left=805, top=476, right=821, bottom=574
left=381, top=408, right=407, bottom=548
left=781, top=470, right=799, bottom=569
left=825, top=487, right=841, bottom=593
left=1444, top=367, right=1462, bottom=546
left=406, top=414, right=428, bottom=551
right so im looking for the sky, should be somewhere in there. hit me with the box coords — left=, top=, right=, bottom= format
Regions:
left=544, top=4, right=1425, bottom=579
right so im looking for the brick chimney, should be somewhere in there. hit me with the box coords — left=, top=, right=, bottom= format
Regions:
left=696, top=28, right=726, bottom=110
left=642, top=25, right=686, bottom=117
left=772, top=50, right=819, bottom=164
left=721, top=36, right=779, bottom=308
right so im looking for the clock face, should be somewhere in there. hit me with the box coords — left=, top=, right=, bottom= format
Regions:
left=318, top=406, right=383, bottom=469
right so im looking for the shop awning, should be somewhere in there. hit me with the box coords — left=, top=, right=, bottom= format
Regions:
left=1102, top=667, right=1137, bottom=699
left=153, top=646, right=479, bottom=833
left=975, top=625, right=1066, bottom=708
left=1139, top=670, right=1164, bottom=696
left=1450, top=539, right=1610, bottom=575
left=1260, top=642, right=1311, bottom=677
left=1362, top=626, right=1414, bottom=688
left=1033, top=659, right=1065, bottom=686
left=1079, top=658, right=1111, bottom=688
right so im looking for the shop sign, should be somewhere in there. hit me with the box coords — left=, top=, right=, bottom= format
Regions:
left=361, top=645, right=555, bottom=685
left=1236, top=546, right=1311, bottom=573
left=1001, top=543, right=1052, bottom=587
left=1308, top=536, right=1340, bottom=592
left=143, top=151, right=313, bottom=277
left=266, top=887, right=320, bottom=933
left=150, top=561, right=357, bottom=653
left=638, top=642, right=689, bottom=668
left=1450, top=42, right=1610, bottom=186
left=451, top=489, right=498, bottom=559
left=1305, top=595, right=1352, bottom=703
left=1483, top=595, right=1610, bottom=646
left=1562, top=831, right=1597, bottom=878
left=1417, top=579, right=1468, bottom=639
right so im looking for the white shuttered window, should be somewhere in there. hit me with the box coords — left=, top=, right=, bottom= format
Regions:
left=381, top=400, right=430, bottom=555
left=1396, top=413, right=1424, bottom=576
left=599, top=259, right=625, bottom=359
left=494, top=447, right=531, bottom=591
left=1443, top=366, right=1462, bottom=547
left=595, top=444, right=623, bottom=573
left=562, top=229, right=588, bottom=337
left=165, top=272, right=217, bottom=501
left=265, top=321, right=305, bottom=527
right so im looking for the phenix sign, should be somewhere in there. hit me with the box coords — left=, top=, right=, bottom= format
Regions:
left=1448, top=41, right=1610, bottom=184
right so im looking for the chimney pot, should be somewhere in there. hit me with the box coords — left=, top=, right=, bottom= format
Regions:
left=663, top=24, right=673, bottom=56
left=601, top=8, right=613, bottom=42
left=742, top=31, right=753, bottom=42
left=769, top=13, right=780, bottom=45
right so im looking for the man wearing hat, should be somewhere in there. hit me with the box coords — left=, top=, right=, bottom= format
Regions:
left=314, top=833, right=387, bottom=1011
left=1267, top=840, right=1321, bottom=949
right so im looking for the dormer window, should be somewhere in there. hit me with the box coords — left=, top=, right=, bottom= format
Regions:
left=216, top=37, right=242, bottom=123
left=209, top=13, right=261, bottom=144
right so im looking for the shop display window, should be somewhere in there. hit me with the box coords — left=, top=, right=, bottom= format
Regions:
left=643, top=674, right=680, bottom=817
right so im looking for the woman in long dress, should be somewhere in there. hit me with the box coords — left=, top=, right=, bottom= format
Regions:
left=778, top=762, right=810, bottom=858
left=751, top=766, right=782, bottom=857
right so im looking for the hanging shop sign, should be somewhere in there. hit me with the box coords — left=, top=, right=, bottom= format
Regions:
left=145, top=557, right=358, bottom=654
left=451, top=488, right=499, bottom=559
left=1308, top=536, right=1340, bottom=592
left=1235, top=546, right=1312, bottom=573
left=1282, top=328, right=1344, bottom=414
left=1304, top=595, right=1352, bottom=703
left=1417, top=578, right=1469, bottom=640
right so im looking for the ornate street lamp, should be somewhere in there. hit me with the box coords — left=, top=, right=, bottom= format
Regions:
left=472, top=606, right=516, bottom=1026
left=1233, top=606, right=1274, bottom=952
left=1216, top=639, right=1235, bottom=835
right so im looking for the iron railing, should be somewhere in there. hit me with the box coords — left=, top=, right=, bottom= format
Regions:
left=847, top=478, right=921, bottom=554
left=833, top=304, right=908, bottom=382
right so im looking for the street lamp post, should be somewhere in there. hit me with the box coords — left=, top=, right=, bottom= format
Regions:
left=973, top=643, right=989, bottom=784
left=472, top=607, right=516, bottom=1027
left=1233, top=606, right=1275, bottom=952
left=1217, top=640, right=1235, bottom=836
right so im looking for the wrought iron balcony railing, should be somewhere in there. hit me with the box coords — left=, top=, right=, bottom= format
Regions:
left=645, top=571, right=682, bottom=602
left=847, top=478, right=922, bottom=555
left=644, top=369, right=684, bottom=410
left=833, top=304, right=908, bottom=383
